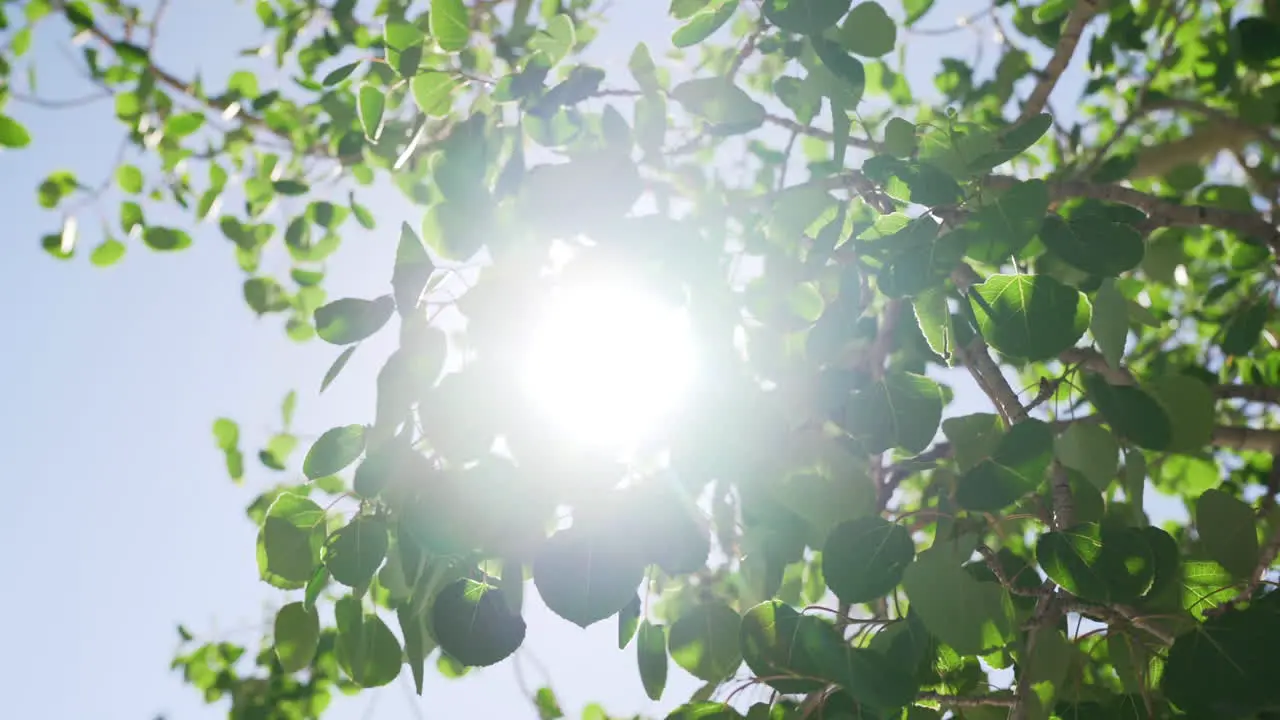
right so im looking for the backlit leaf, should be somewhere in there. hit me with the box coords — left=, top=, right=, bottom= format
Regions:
left=969, top=274, right=1090, bottom=360
left=273, top=602, right=320, bottom=672
left=1196, top=489, right=1258, bottom=578
left=821, top=516, right=914, bottom=604
left=432, top=579, right=526, bottom=666
left=303, top=424, right=366, bottom=479
left=669, top=602, right=742, bottom=681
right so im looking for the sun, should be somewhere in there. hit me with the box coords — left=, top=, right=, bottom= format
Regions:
left=520, top=277, right=697, bottom=455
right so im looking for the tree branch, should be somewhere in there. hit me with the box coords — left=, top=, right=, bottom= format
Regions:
left=986, top=175, right=1280, bottom=253
left=762, top=113, right=884, bottom=153
left=1211, top=426, right=1280, bottom=452
left=951, top=265, right=1030, bottom=425
left=1215, top=385, right=1280, bottom=405
left=1018, top=0, right=1101, bottom=122
left=918, top=691, right=1017, bottom=708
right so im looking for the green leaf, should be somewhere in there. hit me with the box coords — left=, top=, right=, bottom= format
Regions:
left=902, top=542, right=1012, bottom=655
left=963, top=179, right=1049, bottom=263
left=1090, top=278, right=1128, bottom=370
left=320, top=345, right=358, bottom=393
left=243, top=277, right=289, bottom=315
left=670, top=78, right=765, bottom=135
left=637, top=621, right=668, bottom=701
left=89, top=238, right=126, bottom=267
left=530, top=14, right=575, bottom=66
left=315, top=296, right=395, bottom=345
left=739, top=601, right=830, bottom=695
left=913, top=287, right=954, bottom=361
left=142, top=227, right=193, bottom=251
left=628, top=42, right=660, bottom=94
left=325, top=517, right=388, bottom=587
left=432, top=579, right=526, bottom=666
left=956, top=419, right=1054, bottom=511
left=411, top=71, right=463, bottom=116
left=838, top=2, right=896, bottom=57
left=1081, top=373, right=1173, bottom=451
left=942, top=413, right=1004, bottom=472
left=821, top=516, right=914, bottom=604
left=1220, top=300, right=1270, bottom=356
left=667, top=703, right=744, bottom=720
left=430, top=0, right=470, bottom=51
left=763, top=0, right=852, bottom=35
left=273, top=180, right=309, bottom=196
left=262, top=517, right=320, bottom=585
left=668, top=602, right=742, bottom=681
left=303, top=425, right=366, bottom=479
left=812, top=39, right=866, bottom=104
left=533, top=526, right=646, bottom=628
left=334, top=600, right=403, bottom=687
left=672, top=1, right=736, bottom=48
left=968, top=274, right=1090, bottom=360
left=164, top=112, right=205, bottom=138
left=883, top=117, right=916, bottom=157
left=1147, top=374, right=1215, bottom=453
left=115, top=165, right=143, bottom=194
left=838, top=372, right=943, bottom=454
left=397, top=604, right=436, bottom=695
left=1039, top=214, right=1144, bottom=276
left=1036, top=523, right=1154, bottom=602
left=321, top=61, right=360, bottom=86
left=0, top=114, right=32, bottom=148
left=1196, top=489, right=1259, bottom=578
left=862, top=156, right=960, bottom=207
left=534, top=688, right=563, bottom=720
left=358, top=85, right=386, bottom=140
left=1055, top=423, right=1118, bottom=491
left=392, top=222, right=434, bottom=315
left=1162, top=591, right=1280, bottom=717
left=213, top=418, right=239, bottom=451
left=618, top=595, right=641, bottom=649
left=274, top=602, right=320, bottom=672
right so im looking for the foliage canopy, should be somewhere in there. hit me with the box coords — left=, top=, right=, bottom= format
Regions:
left=6, top=0, right=1280, bottom=717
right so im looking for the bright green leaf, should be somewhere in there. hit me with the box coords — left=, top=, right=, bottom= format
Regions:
left=969, top=274, right=1090, bottom=360
left=303, top=424, right=366, bottom=479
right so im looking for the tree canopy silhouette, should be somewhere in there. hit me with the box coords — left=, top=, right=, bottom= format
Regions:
left=6, top=0, right=1280, bottom=717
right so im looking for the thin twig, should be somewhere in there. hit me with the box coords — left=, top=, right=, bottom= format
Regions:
left=918, top=691, right=1017, bottom=708
left=1018, top=0, right=1102, bottom=123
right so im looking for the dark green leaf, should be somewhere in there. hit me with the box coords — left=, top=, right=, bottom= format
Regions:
left=432, top=579, right=526, bottom=666
left=763, top=0, right=852, bottom=35
left=533, top=526, right=645, bottom=628
left=956, top=419, right=1053, bottom=511
left=1147, top=374, right=1215, bottom=453
left=1162, top=591, right=1280, bottom=716
left=1036, top=523, right=1154, bottom=602
left=838, top=2, right=896, bottom=57
left=335, top=600, right=402, bottom=687
left=325, top=517, right=388, bottom=587
left=963, top=179, right=1048, bottom=263
left=1039, top=214, right=1144, bottom=276
left=262, top=517, right=319, bottom=585
left=812, top=39, right=866, bottom=104
left=1220, top=300, right=1270, bottom=356
left=1090, top=278, right=1128, bottom=370
left=321, top=61, right=360, bottom=86
left=1196, top=489, right=1258, bottom=578
left=1081, top=373, right=1173, bottom=451
left=822, top=516, right=914, bottom=604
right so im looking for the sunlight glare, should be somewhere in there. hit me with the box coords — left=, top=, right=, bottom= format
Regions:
left=522, top=279, right=696, bottom=454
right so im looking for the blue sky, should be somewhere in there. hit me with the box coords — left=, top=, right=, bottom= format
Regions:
left=0, top=2, right=1092, bottom=718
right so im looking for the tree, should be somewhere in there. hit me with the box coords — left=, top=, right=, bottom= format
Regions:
left=7, top=0, right=1280, bottom=717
